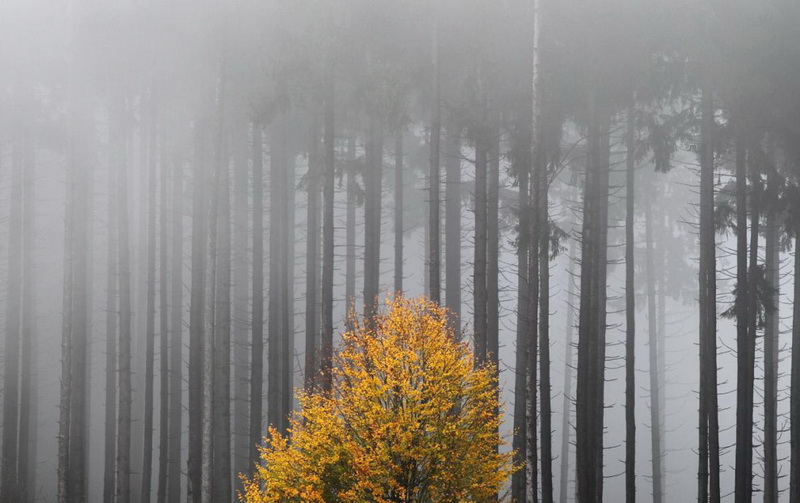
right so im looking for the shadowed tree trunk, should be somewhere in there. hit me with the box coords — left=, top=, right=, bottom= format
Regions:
left=2, top=119, right=24, bottom=503
left=157, top=131, right=170, bottom=503
left=363, top=118, right=383, bottom=317
left=487, top=126, right=500, bottom=369
left=394, top=128, right=404, bottom=294
left=539, top=123, right=553, bottom=503
left=321, top=65, right=336, bottom=391
left=116, top=95, right=134, bottom=503
left=445, top=126, right=461, bottom=333
left=429, top=8, right=441, bottom=303
left=168, top=145, right=184, bottom=502
left=646, top=193, right=662, bottom=503
left=345, top=136, right=357, bottom=326
left=249, top=121, right=264, bottom=469
left=473, top=123, right=488, bottom=366
left=624, top=98, right=636, bottom=503
left=304, top=117, right=320, bottom=389
left=763, top=167, right=779, bottom=503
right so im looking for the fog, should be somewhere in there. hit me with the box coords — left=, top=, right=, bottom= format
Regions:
left=1, top=0, right=799, bottom=501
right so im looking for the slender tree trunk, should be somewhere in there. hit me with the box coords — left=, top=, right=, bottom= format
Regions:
left=168, top=146, right=184, bottom=502
left=790, top=224, right=800, bottom=503
left=487, top=125, right=500, bottom=367
left=103, top=113, right=119, bottom=503
left=734, top=110, right=752, bottom=503
left=539, top=124, right=553, bottom=503
left=18, top=125, right=37, bottom=502
left=559, top=237, right=577, bottom=503
left=232, top=121, right=250, bottom=488
left=141, top=95, right=158, bottom=503
left=624, top=98, right=636, bottom=503
left=58, top=132, right=75, bottom=503
left=445, top=126, right=461, bottom=333
left=304, top=116, right=320, bottom=389
left=157, top=130, right=170, bottom=503
left=268, top=118, right=283, bottom=433
left=249, top=121, right=265, bottom=469
left=512, top=119, right=530, bottom=503
left=429, top=8, right=441, bottom=303
left=363, top=117, right=383, bottom=317
left=473, top=125, right=488, bottom=366
left=280, top=130, right=295, bottom=434
left=212, top=117, right=232, bottom=503
left=2, top=122, right=24, bottom=503
left=763, top=168, right=779, bottom=503
left=187, top=115, right=208, bottom=503
left=345, top=136, right=357, bottom=324
left=394, top=128, right=404, bottom=294
left=646, top=195, right=662, bottom=503
left=116, top=95, right=134, bottom=503
left=321, top=65, right=336, bottom=391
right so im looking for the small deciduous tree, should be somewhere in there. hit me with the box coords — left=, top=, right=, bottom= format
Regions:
left=240, top=297, right=514, bottom=503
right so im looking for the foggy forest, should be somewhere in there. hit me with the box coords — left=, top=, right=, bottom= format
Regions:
left=2, top=0, right=800, bottom=501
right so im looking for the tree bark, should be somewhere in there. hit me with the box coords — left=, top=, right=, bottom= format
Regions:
left=646, top=194, right=662, bottom=503
left=394, top=128, right=404, bottom=294
left=345, top=136, right=357, bottom=326
left=445, top=126, right=462, bottom=333
left=763, top=168, right=779, bottom=503
left=363, top=118, right=383, bottom=317
left=624, top=98, right=636, bottom=503
left=428, top=9, right=441, bottom=303
left=157, top=130, right=170, bottom=503
left=559, top=236, right=577, bottom=503
left=321, top=65, right=336, bottom=391
left=304, top=116, right=320, bottom=389
left=791, top=224, right=800, bottom=503
left=249, top=121, right=265, bottom=470
left=168, top=144, right=184, bottom=502
left=539, top=123, right=553, bottom=503
left=473, top=125, right=488, bottom=366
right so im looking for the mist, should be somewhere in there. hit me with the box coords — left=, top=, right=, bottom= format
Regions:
left=1, top=0, right=800, bottom=501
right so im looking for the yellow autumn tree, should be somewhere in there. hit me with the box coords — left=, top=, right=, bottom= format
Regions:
left=240, top=296, right=514, bottom=503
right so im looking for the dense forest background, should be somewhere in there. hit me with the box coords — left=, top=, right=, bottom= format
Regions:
left=1, top=0, right=800, bottom=501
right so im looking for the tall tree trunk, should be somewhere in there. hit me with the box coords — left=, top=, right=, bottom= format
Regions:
left=428, top=8, right=441, bottom=303
left=2, top=120, right=24, bottom=503
left=539, top=125, right=553, bottom=503
left=646, top=194, right=662, bottom=503
left=305, top=116, right=320, bottom=389
left=157, top=130, right=170, bottom=503
left=394, top=128, right=404, bottom=294
left=168, top=145, right=184, bottom=502
left=212, top=119, right=232, bottom=503
left=445, top=126, right=461, bottom=333
left=559, top=237, right=577, bottom=503
left=512, top=119, right=530, bottom=503
left=345, top=136, right=357, bottom=325
left=232, top=121, right=250, bottom=488
left=487, top=126, right=500, bottom=365
left=116, top=96, right=134, bottom=503
left=141, top=95, right=158, bottom=503
left=763, top=168, right=779, bottom=503
left=280, top=129, right=295, bottom=434
left=58, top=129, right=75, bottom=503
left=698, top=79, right=720, bottom=503
left=321, top=65, right=336, bottom=391
left=18, top=125, right=36, bottom=502
left=187, top=115, right=209, bottom=503
left=733, top=110, right=752, bottom=503
left=791, top=224, right=800, bottom=503
left=363, top=118, right=383, bottom=317
left=624, top=98, right=636, bottom=503
left=268, top=118, right=283, bottom=433
left=473, top=125, right=488, bottom=366
left=249, top=121, right=264, bottom=469
left=103, top=113, right=119, bottom=503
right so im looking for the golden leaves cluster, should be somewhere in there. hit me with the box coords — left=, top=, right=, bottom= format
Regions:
left=240, top=296, right=514, bottom=503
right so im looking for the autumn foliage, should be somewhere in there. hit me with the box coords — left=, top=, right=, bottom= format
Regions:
left=240, top=296, right=513, bottom=502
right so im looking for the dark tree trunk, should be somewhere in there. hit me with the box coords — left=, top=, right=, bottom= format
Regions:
left=103, top=110, right=119, bottom=503
left=304, top=116, right=320, bottom=389
left=363, top=118, right=383, bottom=317
left=539, top=125, right=553, bottom=503
left=157, top=131, right=170, bottom=503
left=734, top=111, right=752, bottom=503
left=18, top=125, right=37, bottom=502
left=445, top=126, right=461, bottom=333
left=345, top=136, right=357, bottom=325
left=249, top=121, right=265, bottom=469
left=473, top=125, right=488, bottom=366
left=763, top=168, right=779, bottom=503
left=394, top=128, right=404, bottom=294
left=646, top=195, right=662, bottom=503
left=791, top=224, right=800, bottom=503
left=188, top=115, right=209, bottom=503
left=116, top=96, right=134, bottom=503
left=624, top=99, right=636, bottom=503
left=232, top=120, right=250, bottom=489
left=428, top=12, right=441, bottom=303
left=321, top=66, right=336, bottom=391
left=512, top=119, right=530, bottom=503
left=2, top=121, right=24, bottom=503
left=168, top=146, right=184, bottom=502
left=487, top=127, right=500, bottom=367
left=141, top=96, right=158, bottom=503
